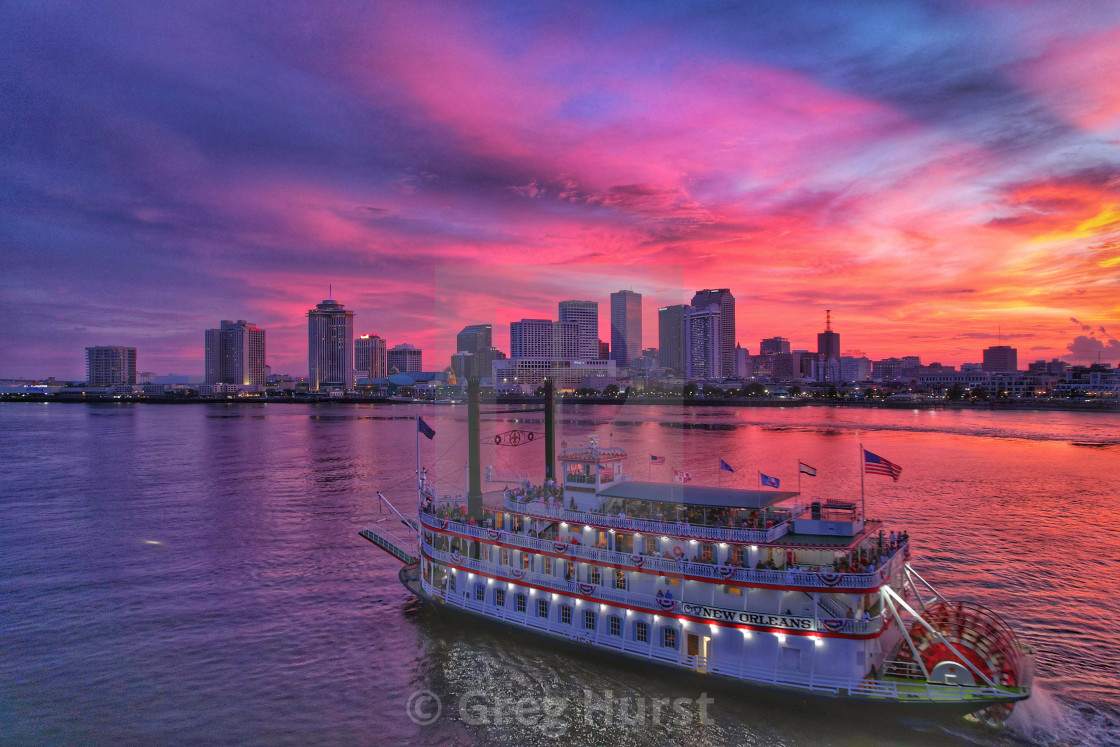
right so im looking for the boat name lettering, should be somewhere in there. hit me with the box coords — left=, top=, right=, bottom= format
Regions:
left=678, top=603, right=814, bottom=630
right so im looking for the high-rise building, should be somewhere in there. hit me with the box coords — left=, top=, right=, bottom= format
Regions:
left=610, top=290, right=642, bottom=367
left=684, top=305, right=721, bottom=379
left=308, top=298, right=355, bottom=390
left=85, top=346, right=136, bottom=386
left=759, top=337, right=791, bottom=356
left=817, top=310, right=840, bottom=360
left=982, top=345, right=1018, bottom=373
left=204, top=320, right=266, bottom=388
left=456, top=324, right=492, bottom=356
left=387, top=343, right=423, bottom=373
left=452, top=346, right=506, bottom=379
left=558, top=301, right=599, bottom=360
left=355, top=334, right=387, bottom=378
left=658, top=304, right=687, bottom=374
left=598, top=340, right=609, bottom=360
left=690, top=289, right=735, bottom=377
left=510, top=319, right=578, bottom=360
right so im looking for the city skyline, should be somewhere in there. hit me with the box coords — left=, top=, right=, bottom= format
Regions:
left=4, top=3, right=1120, bottom=379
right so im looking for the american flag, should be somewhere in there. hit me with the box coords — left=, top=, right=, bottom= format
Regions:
left=673, top=469, right=692, bottom=483
left=650, top=454, right=666, bottom=464
left=864, top=450, right=902, bottom=482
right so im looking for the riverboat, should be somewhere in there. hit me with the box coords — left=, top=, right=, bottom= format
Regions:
left=362, top=384, right=1033, bottom=720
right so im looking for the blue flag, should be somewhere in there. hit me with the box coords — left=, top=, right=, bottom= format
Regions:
left=417, top=417, right=436, bottom=440
left=760, top=473, right=780, bottom=488
left=719, top=459, right=734, bottom=473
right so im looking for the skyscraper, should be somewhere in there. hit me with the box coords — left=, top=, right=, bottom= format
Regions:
left=456, top=324, right=492, bottom=356
left=510, top=319, right=578, bottom=359
left=558, top=301, right=599, bottom=360
left=690, top=289, right=735, bottom=377
left=658, top=304, right=687, bottom=374
left=817, top=309, right=840, bottom=360
left=759, top=337, right=791, bottom=355
left=610, top=290, right=642, bottom=367
left=204, top=320, right=266, bottom=388
left=308, top=297, right=355, bottom=390
left=684, top=305, right=721, bottom=379
left=85, top=346, right=136, bottom=386
left=387, top=343, right=423, bottom=373
left=982, top=345, right=1018, bottom=372
left=355, top=334, right=387, bottom=378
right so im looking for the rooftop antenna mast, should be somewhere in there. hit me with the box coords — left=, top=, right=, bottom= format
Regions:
left=826, top=309, right=832, bottom=331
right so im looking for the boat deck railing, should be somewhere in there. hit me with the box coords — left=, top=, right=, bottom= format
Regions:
left=502, top=497, right=790, bottom=544
left=421, top=511, right=897, bottom=592
left=422, top=539, right=881, bottom=634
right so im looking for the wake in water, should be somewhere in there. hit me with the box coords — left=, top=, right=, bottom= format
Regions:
left=1005, top=682, right=1119, bottom=747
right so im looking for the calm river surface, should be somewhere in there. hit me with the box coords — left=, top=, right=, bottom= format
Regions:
left=1, top=402, right=1118, bottom=745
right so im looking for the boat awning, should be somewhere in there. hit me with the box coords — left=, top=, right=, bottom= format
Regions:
left=596, top=481, right=798, bottom=510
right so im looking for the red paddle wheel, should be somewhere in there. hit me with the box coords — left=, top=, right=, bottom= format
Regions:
left=893, top=600, right=1027, bottom=720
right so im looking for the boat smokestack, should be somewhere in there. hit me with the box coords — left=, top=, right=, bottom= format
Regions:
left=544, top=378, right=555, bottom=482
left=467, top=377, right=482, bottom=519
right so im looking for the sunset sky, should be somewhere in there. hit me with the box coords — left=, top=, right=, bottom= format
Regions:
left=3, top=1, right=1120, bottom=378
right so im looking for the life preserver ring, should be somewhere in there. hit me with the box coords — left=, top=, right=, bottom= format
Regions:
left=672, top=546, right=684, bottom=558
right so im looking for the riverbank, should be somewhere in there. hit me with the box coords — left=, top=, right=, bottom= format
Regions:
left=3, top=392, right=1116, bottom=412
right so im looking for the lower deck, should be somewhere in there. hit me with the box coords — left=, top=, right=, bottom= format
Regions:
left=415, top=556, right=1027, bottom=710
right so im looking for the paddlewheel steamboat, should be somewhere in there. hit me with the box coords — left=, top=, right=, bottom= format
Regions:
left=362, top=382, right=1032, bottom=719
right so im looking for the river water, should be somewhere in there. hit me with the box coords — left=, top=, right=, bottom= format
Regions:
left=1, top=402, right=1117, bottom=745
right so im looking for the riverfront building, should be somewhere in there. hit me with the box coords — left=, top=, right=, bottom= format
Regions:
left=982, top=346, right=1018, bottom=373
left=204, top=320, right=266, bottom=389
left=658, top=304, right=687, bottom=375
left=308, top=298, right=355, bottom=390
left=85, top=346, right=137, bottom=386
left=388, top=343, right=423, bottom=373
left=610, top=290, right=642, bottom=368
left=355, top=334, right=387, bottom=379
left=684, top=305, right=721, bottom=379
left=690, top=289, right=735, bottom=377
left=558, top=301, right=600, bottom=361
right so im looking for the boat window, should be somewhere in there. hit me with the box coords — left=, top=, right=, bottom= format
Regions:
left=609, top=616, right=622, bottom=636
left=584, top=610, right=597, bottom=631
left=590, top=567, right=601, bottom=585
left=662, top=628, right=677, bottom=649
left=635, top=622, right=649, bottom=643
left=474, top=584, right=485, bottom=601
left=495, top=589, right=505, bottom=607
left=515, top=593, right=526, bottom=613
left=537, top=599, right=549, bottom=618
left=560, top=605, right=572, bottom=625
left=614, top=570, right=627, bottom=590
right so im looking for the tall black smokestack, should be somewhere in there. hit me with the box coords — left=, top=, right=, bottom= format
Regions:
left=467, top=377, right=482, bottom=519
left=544, top=378, right=555, bottom=482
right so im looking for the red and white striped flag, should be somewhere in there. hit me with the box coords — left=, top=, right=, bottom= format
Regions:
left=673, top=469, right=692, bottom=483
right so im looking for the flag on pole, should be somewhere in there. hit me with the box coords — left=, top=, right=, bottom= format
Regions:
left=650, top=454, right=666, bottom=464
left=417, top=417, right=436, bottom=440
left=673, top=469, right=692, bottom=483
left=864, top=450, right=902, bottom=481
left=799, top=462, right=817, bottom=477
left=760, top=473, right=780, bottom=488
left=719, top=459, right=735, bottom=473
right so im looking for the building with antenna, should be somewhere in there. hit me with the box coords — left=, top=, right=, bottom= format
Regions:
left=690, top=289, right=735, bottom=377
left=817, top=310, right=840, bottom=360
left=308, top=296, right=355, bottom=390
left=610, top=290, right=642, bottom=368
